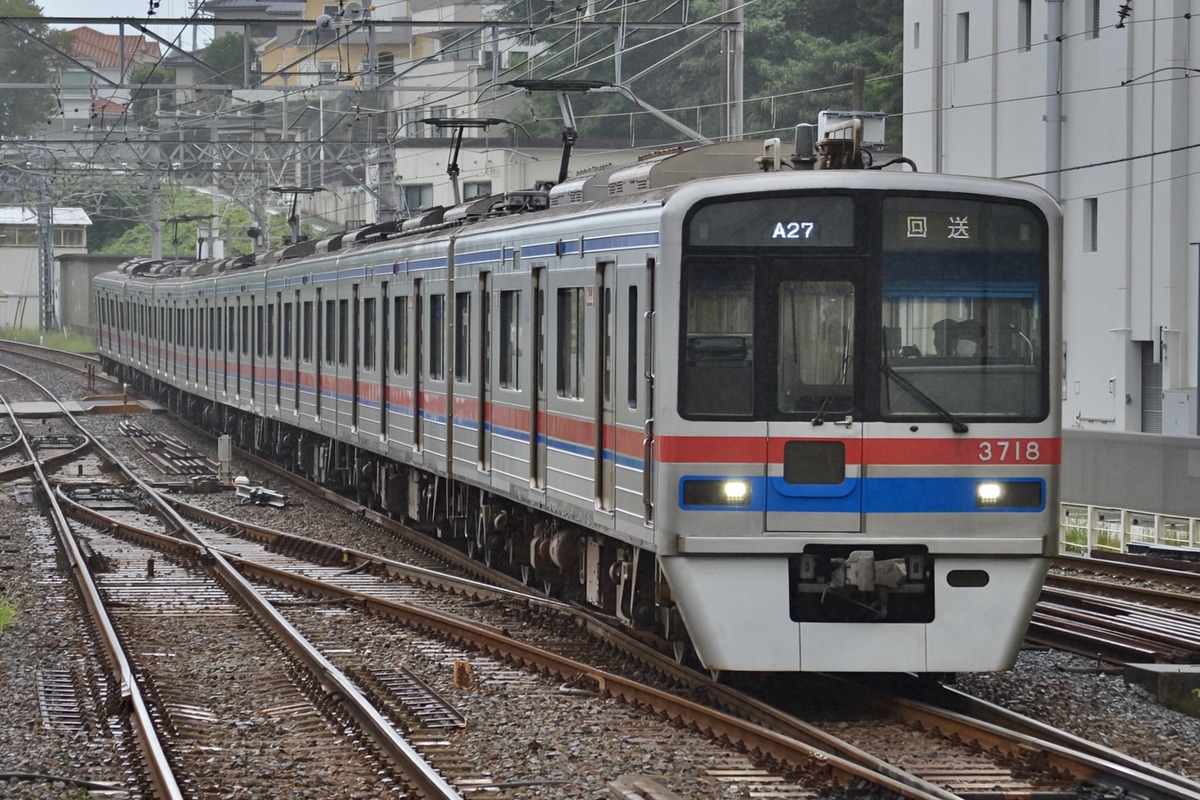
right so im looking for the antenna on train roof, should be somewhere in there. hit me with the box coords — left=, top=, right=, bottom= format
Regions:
left=417, top=117, right=508, bottom=205
left=505, top=79, right=613, bottom=186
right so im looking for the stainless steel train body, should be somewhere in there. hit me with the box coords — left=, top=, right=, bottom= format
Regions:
left=96, top=148, right=1062, bottom=674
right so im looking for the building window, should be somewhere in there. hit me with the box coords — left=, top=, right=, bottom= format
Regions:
left=956, top=12, right=970, bottom=62
left=404, top=184, right=434, bottom=212
left=913, top=22, right=920, bottom=50
left=1090, top=0, right=1101, bottom=39
left=464, top=181, right=492, bottom=199
left=1084, top=198, right=1098, bottom=252
left=1018, top=0, right=1031, bottom=51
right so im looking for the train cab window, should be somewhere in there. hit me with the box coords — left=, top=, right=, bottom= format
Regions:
left=363, top=298, right=376, bottom=370
left=454, top=291, right=471, bottom=382
left=429, top=294, right=445, bottom=380
left=680, top=261, right=754, bottom=417
left=499, top=290, right=520, bottom=389
left=557, top=287, right=586, bottom=399
left=777, top=280, right=855, bottom=415
left=879, top=197, right=1048, bottom=421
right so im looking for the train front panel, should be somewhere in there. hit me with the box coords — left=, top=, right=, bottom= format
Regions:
left=652, top=171, right=1062, bottom=673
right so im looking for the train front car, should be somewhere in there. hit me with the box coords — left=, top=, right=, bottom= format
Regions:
left=654, top=170, right=1061, bottom=674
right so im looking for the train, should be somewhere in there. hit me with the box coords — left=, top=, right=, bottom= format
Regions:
left=95, top=121, right=1062, bottom=674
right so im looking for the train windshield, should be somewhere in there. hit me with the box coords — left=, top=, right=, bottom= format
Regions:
left=679, top=191, right=1049, bottom=423
left=879, top=196, right=1048, bottom=421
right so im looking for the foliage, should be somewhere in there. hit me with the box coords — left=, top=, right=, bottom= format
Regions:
left=0, top=328, right=95, bottom=352
left=497, top=0, right=902, bottom=145
left=203, top=33, right=251, bottom=86
left=0, top=592, right=18, bottom=635
left=129, top=62, right=177, bottom=129
left=92, top=183, right=305, bottom=258
left=0, top=0, right=57, bottom=137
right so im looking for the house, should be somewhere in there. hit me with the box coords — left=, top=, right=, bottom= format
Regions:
left=50, top=27, right=162, bottom=139
left=0, top=207, right=91, bottom=331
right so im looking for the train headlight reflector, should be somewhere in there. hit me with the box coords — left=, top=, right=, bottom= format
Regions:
left=681, top=478, right=752, bottom=507
left=976, top=482, right=1002, bottom=504
left=975, top=480, right=1043, bottom=509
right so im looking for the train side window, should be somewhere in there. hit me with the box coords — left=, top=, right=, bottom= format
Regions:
left=393, top=296, right=408, bottom=375
left=627, top=285, right=638, bottom=409
left=302, top=301, right=314, bottom=362
left=324, top=299, right=336, bottom=366
left=363, top=297, right=376, bottom=370
left=338, top=298, right=349, bottom=366
left=499, top=290, right=520, bottom=389
left=557, top=287, right=586, bottom=399
left=267, top=303, right=276, bottom=358
left=256, top=305, right=264, bottom=358
left=282, top=302, right=293, bottom=359
left=680, top=261, right=755, bottom=417
left=429, top=293, right=445, bottom=380
left=454, top=291, right=470, bottom=382
left=241, top=305, right=250, bottom=356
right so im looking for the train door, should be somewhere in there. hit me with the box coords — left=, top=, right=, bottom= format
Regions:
left=272, top=293, right=282, bottom=409
left=478, top=272, right=491, bottom=470
left=764, top=261, right=864, bottom=533
left=531, top=266, right=547, bottom=488
left=596, top=261, right=616, bottom=512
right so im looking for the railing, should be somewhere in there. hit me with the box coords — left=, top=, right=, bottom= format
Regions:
left=1059, top=503, right=1200, bottom=555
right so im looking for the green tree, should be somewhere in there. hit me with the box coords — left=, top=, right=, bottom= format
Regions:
left=129, top=62, right=176, bottom=129
left=202, top=32, right=251, bottom=86
left=498, top=0, right=902, bottom=146
left=0, top=0, right=57, bottom=136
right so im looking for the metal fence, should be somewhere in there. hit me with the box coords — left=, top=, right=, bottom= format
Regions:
left=1059, top=504, right=1200, bottom=555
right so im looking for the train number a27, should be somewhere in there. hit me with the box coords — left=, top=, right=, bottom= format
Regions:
left=772, top=221, right=815, bottom=239
left=978, top=440, right=1041, bottom=462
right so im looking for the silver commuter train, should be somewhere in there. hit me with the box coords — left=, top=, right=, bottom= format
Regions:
left=95, top=128, right=1062, bottom=674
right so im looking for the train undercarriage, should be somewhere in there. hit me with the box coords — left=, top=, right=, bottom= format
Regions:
left=112, top=363, right=681, bottom=654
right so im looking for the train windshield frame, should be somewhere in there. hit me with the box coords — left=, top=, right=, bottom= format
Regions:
left=678, top=190, right=1051, bottom=423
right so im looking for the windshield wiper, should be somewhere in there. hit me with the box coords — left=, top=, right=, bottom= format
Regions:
left=880, top=363, right=969, bottom=434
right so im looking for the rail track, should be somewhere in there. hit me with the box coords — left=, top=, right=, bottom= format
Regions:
left=1029, top=555, right=1200, bottom=664
left=7, top=341, right=1200, bottom=800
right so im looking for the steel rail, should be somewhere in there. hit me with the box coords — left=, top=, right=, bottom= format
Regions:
left=0, top=382, right=185, bottom=799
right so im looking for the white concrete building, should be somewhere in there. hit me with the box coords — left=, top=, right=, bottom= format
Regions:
left=0, top=208, right=92, bottom=331
left=904, top=0, right=1199, bottom=436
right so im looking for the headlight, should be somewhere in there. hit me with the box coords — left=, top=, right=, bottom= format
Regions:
left=976, top=482, right=1002, bottom=504
left=682, top=478, right=752, bottom=507
left=975, top=480, right=1044, bottom=509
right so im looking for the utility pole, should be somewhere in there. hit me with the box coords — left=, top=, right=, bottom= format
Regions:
left=36, top=178, right=57, bottom=332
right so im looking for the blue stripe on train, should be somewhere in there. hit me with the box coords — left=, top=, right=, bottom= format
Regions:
left=679, top=476, right=1046, bottom=513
